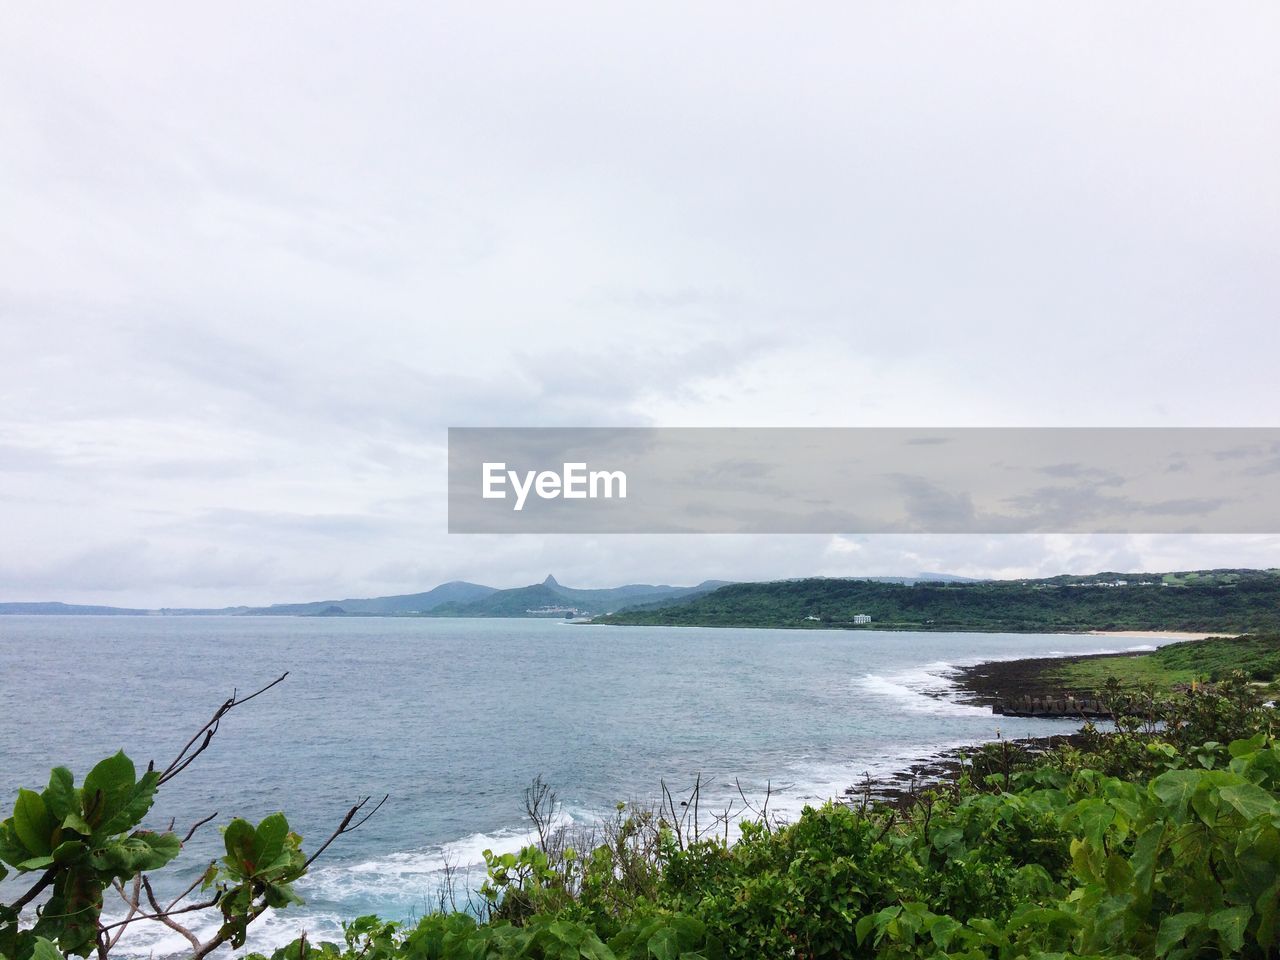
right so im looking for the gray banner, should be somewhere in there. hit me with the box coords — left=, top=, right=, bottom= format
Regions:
left=448, top=428, right=1280, bottom=533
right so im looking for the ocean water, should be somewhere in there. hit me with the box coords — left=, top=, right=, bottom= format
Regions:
left=0, top=616, right=1164, bottom=955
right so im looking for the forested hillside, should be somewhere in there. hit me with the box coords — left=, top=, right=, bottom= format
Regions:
left=599, top=569, right=1280, bottom=633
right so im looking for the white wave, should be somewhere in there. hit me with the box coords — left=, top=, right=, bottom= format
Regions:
left=302, top=822, right=543, bottom=906
left=853, top=661, right=992, bottom=717
left=103, top=903, right=349, bottom=959
left=102, top=817, right=586, bottom=958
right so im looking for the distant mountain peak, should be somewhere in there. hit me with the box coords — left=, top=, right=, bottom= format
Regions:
left=543, top=574, right=560, bottom=587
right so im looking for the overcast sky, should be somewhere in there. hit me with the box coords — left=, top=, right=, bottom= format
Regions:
left=2, top=3, right=1278, bottom=606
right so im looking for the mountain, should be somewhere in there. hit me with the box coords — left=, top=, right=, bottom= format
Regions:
left=0, top=601, right=150, bottom=615
left=596, top=569, right=1280, bottom=634
left=243, top=580, right=497, bottom=616
left=428, top=576, right=732, bottom=618
left=0, top=578, right=725, bottom=618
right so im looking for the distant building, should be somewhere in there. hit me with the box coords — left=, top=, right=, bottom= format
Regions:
left=852, top=614, right=872, bottom=624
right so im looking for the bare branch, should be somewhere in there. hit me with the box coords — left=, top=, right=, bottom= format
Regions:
left=167, top=860, right=217, bottom=913
left=304, top=794, right=389, bottom=870
left=104, top=877, right=142, bottom=951
left=10, top=868, right=57, bottom=912
left=141, top=876, right=201, bottom=954
left=182, top=811, right=219, bottom=844
left=158, top=672, right=289, bottom=785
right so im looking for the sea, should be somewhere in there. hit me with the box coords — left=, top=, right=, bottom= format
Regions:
left=0, top=616, right=1168, bottom=955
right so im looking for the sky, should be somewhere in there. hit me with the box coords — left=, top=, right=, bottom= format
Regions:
left=1, top=3, right=1278, bottom=607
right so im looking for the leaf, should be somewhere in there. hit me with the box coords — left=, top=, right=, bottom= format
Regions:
left=1130, top=822, right=1165, bottom=895
left=1228, top=733, right=1267, bottom=758
left=1220, top=783, right=1277, bottom=821
left=1155, top=912, right=1203, bottom=957
left=59, top=811, right=93, bottom=837
left=1152, top=770, right=1201, bottom=816
left=1256, top=876, right=1280, bottom=947
left=80, top=752, right=136, bottom=831
left=91, top=831, right=181, bottom=873
left=1190, top=786, right=1221, bottom=826
left=253, top=813, right=290, bottom=870
left=51, top=839, right=86, bottom=865
left=99, top=770, right=160, bottom=837
left=927, top=914, right=963, bottom=948
left=646, top=927, right=680, bottom=960
left=13, top=789, right=53, bottom=857
left=1207, top=906, right=1250, bottom=954
left=31, top=937, right=65, bottom=960
left=44, top=768, right=78, bottom=822
left=223, top=818, right=257, bottom=875
left=854, top=914, right=876, bottom=944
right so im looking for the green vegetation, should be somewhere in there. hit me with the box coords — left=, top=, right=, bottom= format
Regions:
left=0, top=753, right=311, bottom=959
left=1047, top=635, right=1280, bottom=695
left=0, top=675, right=381, bottom=960
left=255, top=681, right=1279, bottom=959
left=6, top=641, right=1280, bottom=959
left=599, top=569, right=1280, bottom=633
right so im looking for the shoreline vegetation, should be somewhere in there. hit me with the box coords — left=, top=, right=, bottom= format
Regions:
left=5, top=625, right=1279, bottom=958
left=5, top=569, right=1280, bottom=633
left=860, top=633, right=1280, bottom=805
left=595, top=569, right=1280, bottom=634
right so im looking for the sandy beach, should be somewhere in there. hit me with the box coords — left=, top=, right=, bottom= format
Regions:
left=1086, top=629, right=1217, bottom=641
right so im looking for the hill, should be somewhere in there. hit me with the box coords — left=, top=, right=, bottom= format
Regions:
left=242, top=580, right=496, bottom=616
left=427, top=575, right=731, bottom=618
left=0, top=601, right=150, bottom=615
left=595, top=568, right=1280, bottom=633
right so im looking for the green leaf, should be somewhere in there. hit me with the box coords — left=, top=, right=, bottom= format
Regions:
left=223, top=818, right=257, bottom=875
left=31, top=936, right=65, bottom=960
left=646, top=927, right=680, bottom=960
left=854, top=914, right=876, bottom=944
left=59, top=811, right=93, bottom=837
left=927, top=914, right=963, bottom=948
left=1130, top=822, right=1165, bottom=895
left=254, top=813, right=290, bottom=870
left=100, top=770, right=159, bottom=837
left=13, top=789, right=53, bottom=856
left=1220, top=783, right=1277, bottom=821
left=81, top=752, right=137, bottom=831
left=1152, top=770, right=1201, bottom=816
left=1207, top=906, right=1250, bottom=954
left=91, top=831, right=182, bottom=873
left=44, top=768, right=78, bottom=823
left=1155, top=912, right=1203, bottom=957
left=51, top=839, right=85, bottom=862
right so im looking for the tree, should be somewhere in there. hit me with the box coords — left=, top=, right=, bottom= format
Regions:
left=0, top=673, right=385, bottom=960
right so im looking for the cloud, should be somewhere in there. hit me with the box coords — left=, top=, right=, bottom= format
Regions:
left=0, top=4, right=1277, bottom=603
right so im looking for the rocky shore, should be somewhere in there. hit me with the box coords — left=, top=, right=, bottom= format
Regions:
left=952, top=648, right=1150, bottom=707
left=846, top=732, right=1087, bottom=811
left=850, top=647, right=1146, bottom=809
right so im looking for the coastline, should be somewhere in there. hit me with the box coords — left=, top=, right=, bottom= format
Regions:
left=858, top=635, right=1203, bottom=806
left=952, top=649, right=1145, bottom=706
left=1085, top=629, right=1216, bottom=640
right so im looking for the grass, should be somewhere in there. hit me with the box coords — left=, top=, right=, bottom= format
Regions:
left=1046, top=634, right=1280, bottom=693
